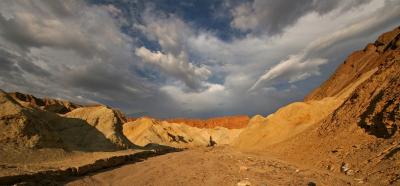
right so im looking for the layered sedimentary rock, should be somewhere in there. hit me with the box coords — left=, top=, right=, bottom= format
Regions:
left=166, top=115, right=249, bottom=129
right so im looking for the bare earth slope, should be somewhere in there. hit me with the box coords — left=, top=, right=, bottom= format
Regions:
left=234, top=26, right=400, bottom=185
left=0, top=90, right=65, bottom=150
left=305, top=26, right=400, bottom=101
left=123, top=117, right=242, bottom=148
left=64, top=106, right=135, bottom=149
left=0, top=91, right=135, bottom=152
left=0, top=91, right=153, bottom=184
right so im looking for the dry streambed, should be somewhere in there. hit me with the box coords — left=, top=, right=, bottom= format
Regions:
left=67, top=146, right=355, bottom=186
left=0, top=146, right=180, bottom=185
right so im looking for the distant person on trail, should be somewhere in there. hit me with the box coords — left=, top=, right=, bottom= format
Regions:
left=208, top=136, right=216, bottom=147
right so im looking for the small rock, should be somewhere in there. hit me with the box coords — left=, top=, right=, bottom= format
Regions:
left=295, top=169, right=300, bottom=173
left=354, top=178, right=364, bottom=184
left=237, top=180, right=251, bottom=186
left=239, top=166, right=249, bottom=171
left=341, top=162, right=349, bottom=173
left=307, top=182, right=317, bottom=186
left=345, top=169, right=355, bottom=176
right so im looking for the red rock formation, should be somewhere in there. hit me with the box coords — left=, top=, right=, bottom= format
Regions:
left=166, top=115, right=250, bottom=129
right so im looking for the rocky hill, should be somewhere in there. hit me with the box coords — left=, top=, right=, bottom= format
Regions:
left=9, top=92, right=82, bottom=114
left=305, top=26, right=400, bottom=101
left=0, top=90, right=64, bottom=150
left=123, top=117, right=242, bottom=148
left=234, top=26, right=400, bottom=185
left=64, top=106, right=134, bottom=149
left=0, top=91, right=135, bottom=152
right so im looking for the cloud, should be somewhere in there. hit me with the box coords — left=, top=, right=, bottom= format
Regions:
left=136, top=10, right=193, bottom=54
left=249, top=0, right=400, bottom=92
left=249, top=54, right=327, bottom=91
left=160, top=83, right=227, bottom=112
left=0, top=1, right=99, bottom=58
left=0, top=0, right=154, bottom=108
left=230, top=0, right=372, bottom=35
left=0, top=0, right=399, bottom=118
left=135, top=47, right=211, bottom=90
left=305, top=0, right=400, bottom=56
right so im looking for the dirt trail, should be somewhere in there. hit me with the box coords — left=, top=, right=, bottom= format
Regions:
left=67, top=146, right=356, bottom=186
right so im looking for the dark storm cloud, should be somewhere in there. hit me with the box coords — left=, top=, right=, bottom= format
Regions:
left=0, top=0, right=124, bottom=59
left=0, top=0, right=398, bottom=118
left=0, top=47, right=50, bottom=77
left=0, top=0, right=154, bottom=113
left=0, top=14, right=97, bottom=59
left=231, top=0, right=372, bottom=35
left=0, top=51, right=20, bottom=74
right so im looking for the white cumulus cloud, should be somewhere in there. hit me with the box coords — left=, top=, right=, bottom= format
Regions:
left=135, top=47, right=211, bottom=91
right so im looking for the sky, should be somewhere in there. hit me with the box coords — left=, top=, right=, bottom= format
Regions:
left=0, top=0, right=399, bottom=118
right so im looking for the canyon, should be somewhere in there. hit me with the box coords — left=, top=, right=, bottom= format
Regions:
left=0, top=26, right=399, bottom=185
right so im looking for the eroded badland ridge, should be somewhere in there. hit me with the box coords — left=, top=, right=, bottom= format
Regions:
left=0, top=26, right=399, bottom=185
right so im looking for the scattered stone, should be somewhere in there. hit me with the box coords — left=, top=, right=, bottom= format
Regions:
left=295, top=169, right=300, bottom=173
left=341, top=162, right=349, bottom=173
left=345, top=169, right=355, bottom=176
left=239, top=166, right=249, bottom=171
left=237, top=180, right=251, bottom=186
left=354, top=178, right=364, bottom=184
left=307, top=181, right=317, bottom=186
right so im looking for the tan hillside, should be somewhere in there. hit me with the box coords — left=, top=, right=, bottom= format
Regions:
left=0, top=90, right=64, bottom=150
left=0, top=91, right=136, bottom=152
left=234, top=26, right=400, bottom=185
left=123, top=117, right=243, bottom=148
left=233, top=62, right=377, bottom=149
left=63, top=106, right=135, bottom=149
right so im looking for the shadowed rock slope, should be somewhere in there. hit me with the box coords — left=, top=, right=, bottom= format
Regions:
left=0, top=91, right=135, bottom=152
left=64, top=106, right=134, bottom=149
left=9, top=92, right=82, bottom=114
left=0, top=91, right=154, bottom=185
